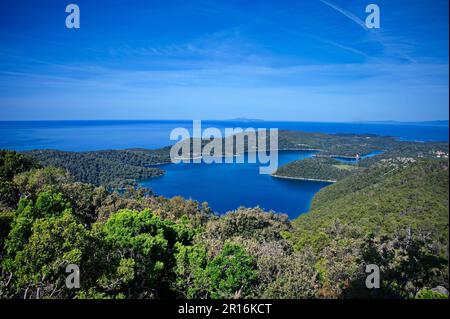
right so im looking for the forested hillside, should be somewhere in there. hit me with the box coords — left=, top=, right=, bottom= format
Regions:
left=24, top=149, right=171, bottom=188
left=273, top=158, right=359, bottom=182
left=272, top=137, right=448, bottom=181
left=0, top=149, right=448, bottom=299
left=276, top=130, right=396, bottom=157
left=290, top=158, right=449, bottom=298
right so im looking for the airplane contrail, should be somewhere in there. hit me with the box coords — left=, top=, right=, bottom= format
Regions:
left=319, top=0, right=368, bottom=30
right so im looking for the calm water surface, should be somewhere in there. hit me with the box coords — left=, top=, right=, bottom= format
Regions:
left=140, top=151, right=330, bottom=217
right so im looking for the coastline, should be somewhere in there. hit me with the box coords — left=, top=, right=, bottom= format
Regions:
left=145, top=161, right=172, bottom=166
left=271, top=173, right=337, bottom=183
left=313, top=154, right=359, bottom=160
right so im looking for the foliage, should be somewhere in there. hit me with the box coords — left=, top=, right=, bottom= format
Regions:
left=3, top=191, right=72, bottom=268
left=0, top=146, right=448, bottom=299
left=361, top=231, right=448, bottom=298
left=290, top=159, right=449, bottom=298
left=201, top=207, right=291, bottom=243
left=174, top=243, right=258, bottom=299
left=0, top=150, right=39, bottom=210
left=25, top=149, right=168, bottom=188
left=2, top=199, right=89, bottom=299
left=0, top=179, right=19, bottom=210
left=274, top=157, right=359, bottom=181
left=0, top=150, right=38, bottom=180
left=360, top=141, right=449, bottom=167
left=0, top=210, right=15, bottom=255
left=276, top=131, right=394, bottom=157
left=92, top=209, right=196, bottom=298
left=415, top=288, right=449, bottom=299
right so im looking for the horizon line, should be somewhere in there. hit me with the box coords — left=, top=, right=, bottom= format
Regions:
left=0, top=119, right=448, bottom=125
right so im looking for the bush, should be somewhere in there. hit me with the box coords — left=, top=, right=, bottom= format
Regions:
left=174, top=243, right=258, bottom=299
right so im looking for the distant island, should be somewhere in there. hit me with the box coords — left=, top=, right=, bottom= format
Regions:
left=224, top=117, right=265, bottom=122
left=272, top=157, right=359, bottom=183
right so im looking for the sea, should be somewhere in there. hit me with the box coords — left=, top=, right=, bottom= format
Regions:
left=1, top=120, right=448, bottom=218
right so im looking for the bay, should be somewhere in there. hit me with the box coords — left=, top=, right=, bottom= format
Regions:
left=140, top=151, right=330, bottom=218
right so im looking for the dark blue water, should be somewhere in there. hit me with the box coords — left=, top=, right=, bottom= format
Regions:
left=332, top=150, right=385, bottom=164
left=1, top=120, right=447, bottom=218
left=140, top=151, right=330, bottom=217
left=0, top=120, right=448, bottom=151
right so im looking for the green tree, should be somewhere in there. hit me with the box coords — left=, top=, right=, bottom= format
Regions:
left=0, top=210, right=15, bottom=256
left=2, top=191, right=72, bottom=273
left=0, top=179, right=20, bottom=210
left=95, top=209, right=195, bottom=298
left=174, top=243, right=258, bottom=299
left=415, top=288, right=449, bottom=299
left=0, top=150, right=38, bottom=180
left=2, top=211, right=89, bottom=298
left=204, top=244, right=258, bottom=299
left=361, top=230, right=448, bottom=298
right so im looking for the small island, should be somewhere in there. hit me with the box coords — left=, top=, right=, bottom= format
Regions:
left=272, top=157, right=359, bottom=182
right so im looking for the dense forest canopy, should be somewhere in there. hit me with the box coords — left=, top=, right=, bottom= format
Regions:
left=273, top=157, right=359, bottom=182
left=0, top=130, right=449, bottom=299
left=23, top=149, right=170, bottom=189
left=273, top=134, right=448, bottom=181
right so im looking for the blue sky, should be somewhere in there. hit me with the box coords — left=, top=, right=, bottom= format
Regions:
left=0, top=0, right=448, bottom=121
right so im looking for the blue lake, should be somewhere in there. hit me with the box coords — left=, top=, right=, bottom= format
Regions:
left=1, top=120, right=448, bottom=218
left=140, top=151, right=331, bottom=218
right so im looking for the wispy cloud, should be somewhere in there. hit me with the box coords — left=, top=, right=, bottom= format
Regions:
left=318, top=0, right=418, bottom=63
left=319, top=0, right=368, bottom=30
left=1, top=58, right=447, bottom=92
left=0, top=0, right=447, bottom=121
left=309, top=36, right=371, bottom=59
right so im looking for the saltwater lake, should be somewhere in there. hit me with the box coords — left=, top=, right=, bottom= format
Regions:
left=141, top=151, right=331, bottom=217
left=1, top=120, right=448, bottom=218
